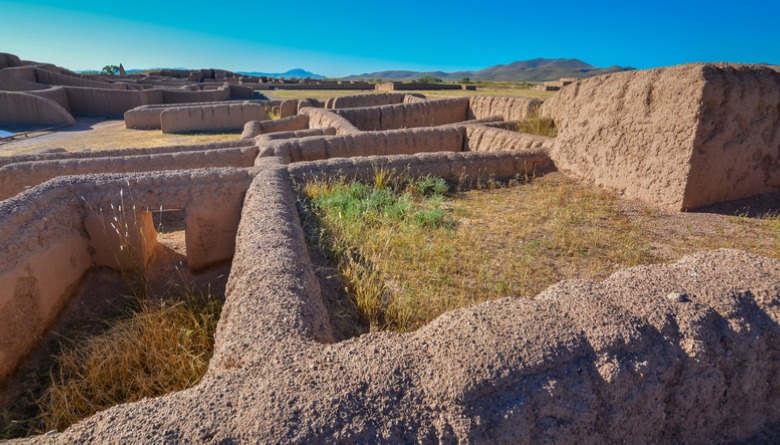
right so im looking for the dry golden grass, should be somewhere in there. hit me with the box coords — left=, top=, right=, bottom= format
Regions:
left=1, top=292, right=221, bottom=438
left=302, top=172, right=780, bottom=332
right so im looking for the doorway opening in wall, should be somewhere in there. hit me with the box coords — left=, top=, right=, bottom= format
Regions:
left=1, top=208, right=230, bottom=439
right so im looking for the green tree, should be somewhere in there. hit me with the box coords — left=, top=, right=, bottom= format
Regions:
left=416, top=76, right=443, bottom=84
left=101, top=65, right=120, bottom=75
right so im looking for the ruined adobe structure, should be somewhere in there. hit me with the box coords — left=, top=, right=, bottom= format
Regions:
left=1, top=59, right=780, bottom=443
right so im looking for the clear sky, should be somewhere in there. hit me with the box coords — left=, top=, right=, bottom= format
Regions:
left=1, top=0, right=779, bottom=77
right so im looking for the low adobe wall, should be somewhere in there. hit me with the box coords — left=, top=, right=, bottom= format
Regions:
left=0, top=91, right=75, bottom=125
left=35, top=68, right=130, bottom=90
left=0, top=53, right=22, bottom=70
left=288, top=149, right=555, bottom=184
left=542, top=63, right=780, bottom=210
left=28, top=86, right=71, bottom=111
left=258, top=127, right=465, bottom=164
left=332, top=98, right=469, bottom=131
left=464, top=125, right=554, bottom=152
left=160, top=103, right=268, bottom=134
left=0, top=168, right=255, bottom=388
left=239, top=115, right=309, bottom=139
left=0, top=146, right=258, bottom=201
left=0, top=138, right=252, bottom=170
left=468, top=95, right=543, bottom=121
left=299, top=107, right=361, bottom=135
left=376, top=82, right=464, bottom=91
left=125, top=100, right=270, bottom=130
left=65, top=86, right=164, bottom=116
left=279, top=100, right=298, bottom=118
left=328, top=93, right=407, bottom=109
left=0, top=66, right=48, bottom=91
left=162, top=87, right=230, bottom=104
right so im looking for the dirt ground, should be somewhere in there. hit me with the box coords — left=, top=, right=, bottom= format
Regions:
left=0, top=118, right=241, bottom=157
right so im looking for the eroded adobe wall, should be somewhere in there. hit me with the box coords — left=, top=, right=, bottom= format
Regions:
left=299, top=107, right=361, bottom=135
left=160, top=103, right=268, bottom=133
left=240, top=115, right=309, bottom=139
left=541, top=64, right=707, bottom=210
left=28, top=86, right=71, bottom=112
left=0, top=184, right=91, bottom=387
left=288, top=149, right=555, bottom=183
left=0, top=138, right=253, bottom=170
left=0, top=146, right=258, bottom=201
left=65, top=86, right=164, bottom=116
left=0, top=66, right=45, bottom=91
left=0, top=53, right=23, bottom=70
left=259, top=127, right=466, bottom=164
left=683, top=64, right=780, bottom=209
left=0, top=91, right=75, bottom=125
left=329, top=93, right=407, bottom=109
left=162, top=87, right=231, bottom=104
left=463, top=126, right=553, bottom=152
left=332, top=98, right=470, bottom=131
left=468, top=96, right=543, bottom=121
left=125, top=100, right=272, bottom=130
left=543, top=63, right=780, bottom=210
left=34, top=68, right=130, bottom=90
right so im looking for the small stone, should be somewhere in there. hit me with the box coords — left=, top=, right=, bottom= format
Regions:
left=666, top=292, right=690, bottom=303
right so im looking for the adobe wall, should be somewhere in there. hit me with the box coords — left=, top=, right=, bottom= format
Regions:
left=0, top=66, right=44, bottom=91
left=125, top=100, right=272, bottom=130
left=0, top=146, right=258, bottom=201
left=0, top=138, right=253, bottom=169
left=279, top=100, right=298, bottom=118
left=332, top=98, right=469, bottom=131
left=162, top=86, right=230, bottom=104
left=329, top=93, right=407, bottom=109
left=29, top=86, right=71, bottom=111
left=256, top=128, right=337, bottom=143
left=0, top=167, right=255, bottom=388
left=239, top=115, right=309, bottom=139
left=463, top=125, right=553, bottom=152
left=0, top=53, right=22, bottom=70
left=258, top=127, right=466, bottom=164
left=34, top=68, right=130, bottom=90
left=160, top=103, right=268, bottom=133
left=65, top=86, right=164, bottom=116
left=288, top=149, right=555, bottom=184
left=542, top=63, right=780, bottom=210
left=468, top=95, right=543, bottom=121
left=376, top=82, right=463, bottom=91
left=299, top=107, right=361, bottom=135
left=0, top=91, right=75, bottom=125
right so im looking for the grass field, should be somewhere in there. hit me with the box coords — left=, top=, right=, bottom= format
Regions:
left=265, top=82, right=556, bottom=101
left=301, top=172, right=780, bottom=332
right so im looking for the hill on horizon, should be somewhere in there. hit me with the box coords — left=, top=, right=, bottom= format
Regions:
left=342, top=58, right=633, bottom=82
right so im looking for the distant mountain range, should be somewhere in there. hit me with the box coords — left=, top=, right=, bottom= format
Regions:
left=342, top=58, right=633, bottom=82
left=236, top=69, right=326, bottom=80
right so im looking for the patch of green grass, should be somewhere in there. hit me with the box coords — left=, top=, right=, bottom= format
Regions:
left=301, top=172, right=780, bottom=334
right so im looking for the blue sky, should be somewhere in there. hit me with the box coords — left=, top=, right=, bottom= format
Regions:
left=1, top=0, right=778, bottom=77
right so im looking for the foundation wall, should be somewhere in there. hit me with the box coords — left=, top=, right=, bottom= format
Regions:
left=299, top=107, right=361, bottom=135
left=0, top=139, right=252, bottom=170
left=464, top=125, right=554, bottom=152
left=288, top=149, right=555, bottom=184
left=162, top=87, right=230, bottom=104
left=28, top=86, right=71, bottom=112
left=240, top=115, right=309, bottom=139
left=468, top=95, right=543, bottom=121
left=65, top=86, right=164, bottom=116
left=35, top=68, right=129, bottom=90
left=0, top=147, right=258, bottom=201
left=332, top=98, right=469, bottom=131
left=0, top=91, right=75, bottom=125
left=125, top=100, right=270, bottom=130
left=160, top=103, right=268, bottom=133
left=259, top=127, right=465, bottom=164
left=329, top=93, right=407, bottom=109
